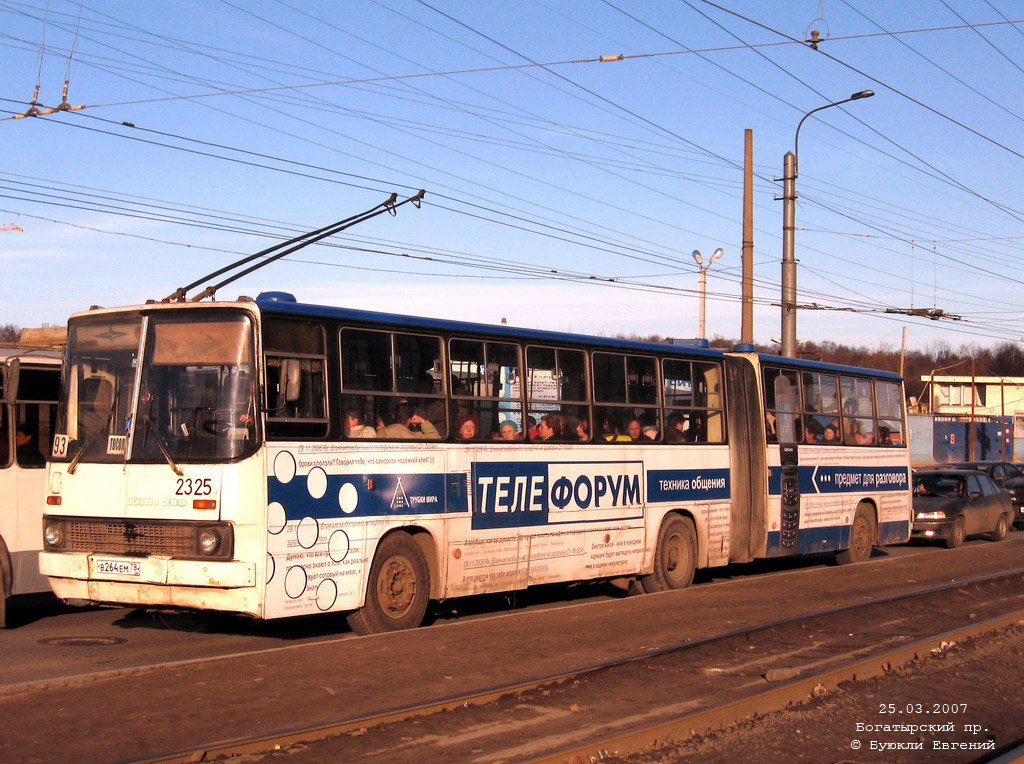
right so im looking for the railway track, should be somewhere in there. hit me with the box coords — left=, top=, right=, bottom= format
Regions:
left=121, top=567, right=1024, bottom=764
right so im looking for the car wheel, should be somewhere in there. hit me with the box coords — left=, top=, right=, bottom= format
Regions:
left=992, top=513, right=1009, bottom=542
left=945, top=516, right=966, bottom=549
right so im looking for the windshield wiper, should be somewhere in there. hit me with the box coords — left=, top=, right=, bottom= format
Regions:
left=142, top=415, right=184, bottom=476
left=67, top=407, right=115, bottom=475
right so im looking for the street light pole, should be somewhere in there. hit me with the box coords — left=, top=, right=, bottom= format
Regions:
left=781, top=89, right=874, bottom=358
left=693, top=247, right=724, bottom=340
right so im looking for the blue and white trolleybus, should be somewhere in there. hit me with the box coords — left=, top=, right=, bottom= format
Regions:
left=40, top=293, right=912, bottom=633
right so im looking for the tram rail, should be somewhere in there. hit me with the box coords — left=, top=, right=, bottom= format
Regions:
left=119, top=567, right=1024, bottom=764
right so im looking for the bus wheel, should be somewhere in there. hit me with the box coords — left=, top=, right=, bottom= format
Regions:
left=836, top=505, right=875, bottom=564
left=347, top=531, right=430, bottom=636
left=641, top=515, right=696, bottom=593
left=0, top=537, right=11, bottom=628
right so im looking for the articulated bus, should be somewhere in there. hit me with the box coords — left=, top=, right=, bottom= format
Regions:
left=1, top=346, right=62, bottom=627
left=40, top=293, right=912, bottom=633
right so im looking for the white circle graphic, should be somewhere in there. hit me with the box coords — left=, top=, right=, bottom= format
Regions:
left=338, top=482, right=359, bottom=514
left=316, top=579, right=338, bottom=611
left=267, top=502, right=286, bottom=535
left=284, top=566, right=307, bottom=599
left=297, top=516, right=320, bottom=549
left=328, top=530, right=350, bottom=562
left=307, top=467, right=328, bottom=499
left=266, top=553, right=276, bottom=584
left=274, top=451, right=297, bottom=483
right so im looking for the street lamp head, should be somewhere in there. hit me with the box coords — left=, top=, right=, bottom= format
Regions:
left=850, top=89, right=874, bottom=100
left=692, top=249, right=703, bottom=266
left=710, top=247, right=724, bottom=263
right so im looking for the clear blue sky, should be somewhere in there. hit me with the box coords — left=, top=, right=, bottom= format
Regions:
left=2, top=0, right=1023, bottom=352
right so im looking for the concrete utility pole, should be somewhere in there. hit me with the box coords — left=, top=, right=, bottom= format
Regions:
left=742, top=129, right=754, bottom=345
left=781, top=90, right=875, bottom=358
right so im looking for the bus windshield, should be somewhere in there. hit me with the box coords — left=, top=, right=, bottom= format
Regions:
left=59, top=311, right=257, bottom=465
left=132, top=313, right=257, bottom=463
left=60, top=314, right=143, bottom=464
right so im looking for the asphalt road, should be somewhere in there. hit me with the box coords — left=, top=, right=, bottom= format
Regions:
left=2, top=531, right=1016, bottom=691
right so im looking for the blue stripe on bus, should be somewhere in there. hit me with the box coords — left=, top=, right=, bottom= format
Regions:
left=647, top=469, right=730, bottom=502
left=268, top=472, right=464, bottom=520
left=766, top=519, right=910, bottom=556
left=768, top=465, right=910, bottom=495
left=471, top=460, right=643, bottom=530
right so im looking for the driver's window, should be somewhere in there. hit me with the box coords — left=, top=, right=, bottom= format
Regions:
left=264, top=318, right=328, bottom=439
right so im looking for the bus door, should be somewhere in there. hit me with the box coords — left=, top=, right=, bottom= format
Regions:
left=765, top=367, right=802, bottom=555
left=723, top=356, right=765, bottom=562
left=6, top=360, right=60, bottom=595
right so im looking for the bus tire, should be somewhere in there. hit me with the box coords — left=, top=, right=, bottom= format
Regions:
left=641, top=515, right=696, bottom=593
left=836, top=505, right=875, bottom=564
left=346, top=531, right=430, bottom=636
left=0, top=536, right=11, bottom=629
left=0, top=540, right=9, bottom=626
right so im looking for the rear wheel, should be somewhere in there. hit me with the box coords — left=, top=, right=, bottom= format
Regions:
left=0, top=537, right=11, bottom=629
left=346, top=531, right=429, bottom=636
left=836, top=505, right=875, bottom=564
left=945, top=516, right=966, bottom=549
left=641, top=515, right=696, bottom=593
left=992, top=513, right=1009, bottom=542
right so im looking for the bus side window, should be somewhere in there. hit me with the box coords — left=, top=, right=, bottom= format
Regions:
left=0, top=402, right=9, bottom=467
left=12, top=366, right=60, bottom=467
left=264, top=319, right=328, bottom=439
left=764, top=367, right=800, bottom=445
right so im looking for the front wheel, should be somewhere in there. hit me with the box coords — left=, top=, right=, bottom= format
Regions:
left=346, top=531, right=430, bottom=635
left=992, top=514, right=1009, bottom=542
left=836, top=505, right=875, bottom=564
left=945, top=516, right=966, bottom=549
left=641, top=515, right=697, bottom=593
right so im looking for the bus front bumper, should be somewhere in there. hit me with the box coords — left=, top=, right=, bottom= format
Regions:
left=39, top=552, right=260, bottom=614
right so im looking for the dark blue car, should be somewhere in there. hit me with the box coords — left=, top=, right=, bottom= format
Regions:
left=912, top=470, right=1013, bottom=548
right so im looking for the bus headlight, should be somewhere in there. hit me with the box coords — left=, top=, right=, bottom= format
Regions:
left=197, top=528, right=222, bottom=555
left=43, top=520, right=66, bottom=549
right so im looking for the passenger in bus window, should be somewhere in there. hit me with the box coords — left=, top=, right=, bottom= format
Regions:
left=456, top=414, right=479, bottom=441
left=525, top=415, right=539, bottom=441
left=16, top=426, right=45, bottom=467
left=344, top=410, right=376, bottom=439
left=498, top=420, right=521, bottom=441
left=627, top=418, right=643, bottom=441
left=804, top=418, right=824, bottom=444
left=601, top=413, right=631, bottom=442
left=665, top=412, right=686, bottom=443
left=537, top=413, right=570, bottom=442
left=823, top=421, right=839, bottom=442
left=378, top=402, right=441, bottom=440
left=575, top=418, right=590, bottom=442
left=642, top=424, right=659, bottom=441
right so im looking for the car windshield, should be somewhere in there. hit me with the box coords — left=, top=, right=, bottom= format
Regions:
left=914, top=475, right=965, bottom=498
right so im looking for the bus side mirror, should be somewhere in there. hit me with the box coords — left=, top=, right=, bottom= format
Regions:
left=4, top=359, right=19, bottom=406
left=281, top=359, right=302, bottom=402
